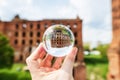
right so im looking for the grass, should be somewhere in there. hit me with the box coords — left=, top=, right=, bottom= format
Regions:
left=0, top=63, right=31, bottom=80
left=0, top=55, right=108, bottom=80
left=85, top=55, right=108, bottom=80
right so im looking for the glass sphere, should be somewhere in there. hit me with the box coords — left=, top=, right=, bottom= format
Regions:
left=42, top=24, right=75, bottom=57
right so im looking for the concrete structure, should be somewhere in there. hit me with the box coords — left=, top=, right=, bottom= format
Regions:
left=0, top=15, right=86, bottom=80
left=107, top=0, right=120, bottom=80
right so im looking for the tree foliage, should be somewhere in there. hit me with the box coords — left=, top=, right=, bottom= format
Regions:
left=0, top=34, right=14, bottom=68
left=96, top=44, right=109, bottom=57
left=83, top=43, right=90, bottom=51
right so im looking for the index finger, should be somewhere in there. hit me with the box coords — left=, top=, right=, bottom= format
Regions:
left=28, top=43, right=45, bottom=60
left=61, top=47, right=78, bottom=73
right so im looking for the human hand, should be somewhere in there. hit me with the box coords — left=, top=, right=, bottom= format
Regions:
left=26, top=43, right=78, bottom=80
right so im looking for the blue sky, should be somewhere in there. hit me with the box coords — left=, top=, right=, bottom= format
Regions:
left=0, top=0, right=112, bottom=47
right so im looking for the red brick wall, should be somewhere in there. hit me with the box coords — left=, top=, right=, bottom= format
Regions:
left=107, top=0, right=120, bottom=80
left=0, top=16, right=86, bottom=80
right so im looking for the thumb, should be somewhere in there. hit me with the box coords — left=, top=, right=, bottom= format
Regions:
left=61, top=47, right=78, bottom=73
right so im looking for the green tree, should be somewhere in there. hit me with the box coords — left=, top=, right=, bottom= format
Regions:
left=83, top=44, right=90, bottom=51
left=83, top=43, right=91, bottom=55
left=0, top=33, right=14, bottom=68
left=96, top=44, right=109, bottom=57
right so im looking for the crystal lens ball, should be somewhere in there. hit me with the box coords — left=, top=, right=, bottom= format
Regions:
left=42, top=25, right=75, bottom=57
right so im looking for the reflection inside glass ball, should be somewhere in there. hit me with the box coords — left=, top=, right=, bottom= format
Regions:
left=42, top=25, right=75, bottom=57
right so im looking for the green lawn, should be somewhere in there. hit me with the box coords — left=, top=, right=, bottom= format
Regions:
left=0, top=63, right=31, bottom=80
left=0, top=55, right=108, bottom=80
left=85, top=55, right=108, bottom=80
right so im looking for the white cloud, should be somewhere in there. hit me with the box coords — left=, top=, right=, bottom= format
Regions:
left=26, top=0, right=33, bottom=5
left=0, top=0, right=44, bottom=20
left=70, top=0, right=111, bottom=24
left=0, top=0, right=8, bottom=7
left=104, top=12, right=112, bottom=28
left=70, top=0, right=112, bottom=44
left=83, top=25, right=112, bottom=47
left=0, top=0, right=112, bottom=44
left=70, top=0, right=93, bottom=24
left=57, top=6, right=77, bottom=19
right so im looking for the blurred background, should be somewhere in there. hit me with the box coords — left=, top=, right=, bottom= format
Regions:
left=0, top=0, right=114, bottom=80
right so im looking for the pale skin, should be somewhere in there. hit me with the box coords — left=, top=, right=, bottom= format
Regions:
left=26, top=43, right=78, bottom=80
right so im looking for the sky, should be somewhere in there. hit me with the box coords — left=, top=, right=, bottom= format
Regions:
left=0, top=0, right=112, bottom=47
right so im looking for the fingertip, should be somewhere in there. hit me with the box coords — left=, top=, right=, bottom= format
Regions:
left=37, top=43, right=45, bottom=52
left=72, top=47, right=78, bottom=55
left=68, top=47, right=78, bottom=61
left=38, top=43, right=43, bottom=49
left=28, top=42, right=45, bottom=60
left=61, top=47, right=78, bottom=73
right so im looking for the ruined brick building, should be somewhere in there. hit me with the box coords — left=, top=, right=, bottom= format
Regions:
left=0, top=15, right=86, bottom=80
left=107, top=0, right=120, bottom=80
left=51, top=29, right=71, bottom=48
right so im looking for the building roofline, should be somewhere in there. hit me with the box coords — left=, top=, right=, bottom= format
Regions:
left=0, top=15, right=82, bottom=22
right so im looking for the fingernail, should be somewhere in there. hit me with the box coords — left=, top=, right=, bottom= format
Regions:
left=73, top=47, right=78, bottom=55
left=38, top=43, right=43, bottom=47
left=37, top=43, right=45, bottom=52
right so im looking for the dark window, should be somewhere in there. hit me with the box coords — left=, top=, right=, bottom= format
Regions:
left=112, top=6, right=118, bottom=12
left=22, top=32, right=26, bottom=37
left=30, top=23, right=33, bottom=29
left=29, top=47, right=32, bottom=53
left=15, top=32, right=18, bottom=37
left=74, top=32, right=77, bottom=37
left=16, top=24, right=19, bottom=29
left=30, top=32, right=33, bottom=37
left=14, top=39, right=18, bottom=44
left=22, top=40, right=25, bottom=45
left=37, top=24, right=40, bottom=29
left=37, top=40, right=40, bottom=43
left=75, top=40, right=77, bottom=45
left=37, top=32, right=40, bottom=37
left=20, top=55, right=23, bottom=61
left=111, top=75, right=115, bottom=79
left=29, top=40, right=33, bottom=45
